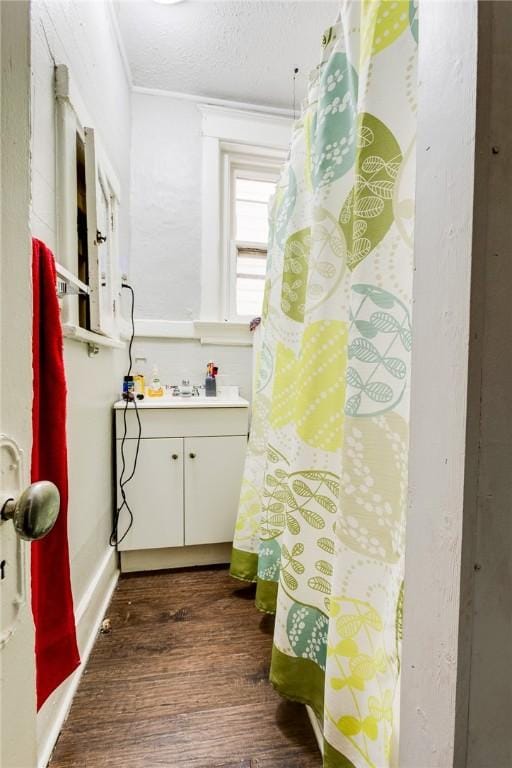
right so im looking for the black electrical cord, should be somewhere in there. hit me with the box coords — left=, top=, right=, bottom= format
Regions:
left=110, top=282, right=142, bottom=547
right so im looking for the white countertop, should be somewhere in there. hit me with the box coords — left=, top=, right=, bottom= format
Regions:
left=113, top=395, right=249, bottom=410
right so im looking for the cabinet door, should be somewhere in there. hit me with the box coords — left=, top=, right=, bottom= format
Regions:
left=184, top=435, right=247, bottom=546
left=116, top=438, right=184, bottom=551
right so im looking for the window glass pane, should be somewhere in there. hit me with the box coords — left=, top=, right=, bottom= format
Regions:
left=233, top=175, right=276, bottom=316
left=237, top=254, right=266, bottom=278
left=235, top=176, right=276, bottom=242
left=236, top=277, right=265, bottom=318
left=236, top=248, right=266, bottom=317
left=236, top=177, right=276, bottom=203
left=235, top=200, right=269, bottom=242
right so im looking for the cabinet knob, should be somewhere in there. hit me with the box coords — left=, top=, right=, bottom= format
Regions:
left=171, top=454, right=179, bottom=460
left=189, top=452, right=196, bottom=459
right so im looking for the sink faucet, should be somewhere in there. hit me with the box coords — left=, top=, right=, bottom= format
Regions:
left=168, top=381, right=201, bottom=397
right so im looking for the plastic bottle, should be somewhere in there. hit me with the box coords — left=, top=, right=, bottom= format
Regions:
left=133, top=373, right=145, bottom=400
left=147, top=365, right=164, bottom=397
left=133, top=357, right=146, bottom=400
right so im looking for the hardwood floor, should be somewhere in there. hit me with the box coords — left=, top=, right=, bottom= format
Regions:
left=50, top=567, right=322, bottom=768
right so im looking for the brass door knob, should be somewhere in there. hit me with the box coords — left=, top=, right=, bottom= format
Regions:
left=1, top=481, right=60, bottom=541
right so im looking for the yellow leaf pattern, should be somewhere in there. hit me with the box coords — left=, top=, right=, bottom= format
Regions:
left=231, top=2, right=417, bottom=766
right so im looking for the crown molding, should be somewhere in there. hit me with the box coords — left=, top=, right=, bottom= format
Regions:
left=132, top=85, right=295, bottom=119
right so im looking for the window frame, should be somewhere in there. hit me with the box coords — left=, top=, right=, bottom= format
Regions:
left=199, top=104, right=291, bottom=340
left=55, top=64, right=122, bottom=341
left=226, top=160, right=280, bottom=322
left=84, top=127, right=119, bottom=338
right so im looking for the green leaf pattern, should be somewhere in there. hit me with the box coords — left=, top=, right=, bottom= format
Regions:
left=281, top=228, right=310, bottom=322
left=340, top=114, right=402, bottom=271
left=258, top=539, right=281, bottom=583
left=337, top=413, right=408, bottom=563
left=346, top=285, right=411, bottom=417
left=231, top=5, right=417, bottom=767
left=287, top=604, right=329, bottom=669
left=312, top=52, right=358, bottom=188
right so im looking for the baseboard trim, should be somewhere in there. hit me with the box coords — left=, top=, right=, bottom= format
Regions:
left=306, top=705, right=324, bottom=755
left=74, top=547, right=116, bottom=625
left=37, top=549, right=119, bottom=768
left=120, top=542, right=232, bottom=572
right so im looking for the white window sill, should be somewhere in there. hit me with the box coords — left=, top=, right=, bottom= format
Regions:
left=62, top=323, right=125, bottom=350
left=134, top=319, right=253, bottom=346
left=195, top=321, right=252, bottom=346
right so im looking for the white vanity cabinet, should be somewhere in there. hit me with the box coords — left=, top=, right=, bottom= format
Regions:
left=183, top=435, right=248, bottom=545
left=114, top=398, right=249, bottom=572
left=115, top=437, right=184, bottom=551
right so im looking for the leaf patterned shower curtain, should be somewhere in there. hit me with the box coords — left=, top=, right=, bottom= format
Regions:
left=231, top=2, right=418, bottom=766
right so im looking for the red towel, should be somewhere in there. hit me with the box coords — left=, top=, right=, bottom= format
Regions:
left=31, top=238, right=80, bottom=709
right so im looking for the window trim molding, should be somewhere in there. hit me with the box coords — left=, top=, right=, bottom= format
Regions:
left=199, top=104, right=291, bottom=332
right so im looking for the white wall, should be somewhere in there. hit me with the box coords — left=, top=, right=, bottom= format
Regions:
left=30, top=2, right=130, bottom=763
left=130, top=91, right=254, bottom=398
left=31, top=0, right=131, bottom=266
left=399, top=2, right=478, bottom=766
left=131, top=93, right=201, bottom=320
left=133, top=337, right=254, bottom=401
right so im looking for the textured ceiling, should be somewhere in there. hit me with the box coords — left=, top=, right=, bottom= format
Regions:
left=115, top=0, right=340, bottom=110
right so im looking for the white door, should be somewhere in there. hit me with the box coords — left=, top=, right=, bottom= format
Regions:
left=0, top=2, right=38, bottom=767
left=116, top=438, right=184, bottom=551
left=184, top=436, right=247, bottom=545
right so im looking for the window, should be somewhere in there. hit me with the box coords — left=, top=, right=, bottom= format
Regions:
left=55, top=65, right=121, bottom=340
left=232, top=172, right=277, bottom=318
left=199, top=105, right=291, bottom=338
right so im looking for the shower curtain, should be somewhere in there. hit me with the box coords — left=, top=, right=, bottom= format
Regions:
left=231, top=1, right=417, bottom=766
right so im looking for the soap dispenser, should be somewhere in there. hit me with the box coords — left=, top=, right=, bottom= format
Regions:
left=147, top=365, right=164, bottom=397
